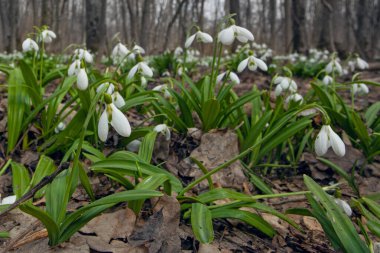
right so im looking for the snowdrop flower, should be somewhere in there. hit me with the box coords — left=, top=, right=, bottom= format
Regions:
left=356, top=57, right=369, bottom=70
left=325, top=58, right=342, bottom=75
left=154, top=124, right=171, bottom=141
left=76, top=68, right=88, bottom=90
left=127, top=61, right=153, bottom=79
left=112, top=91, right=125, bottom=108
left=274, top=77, right=297, bottom=96
left=112, top=42, right=130, bottom=62
left=348, top=60, right=356, bottom=72
left=299, top=108, right=317, bottom=117
left=315, top=125, right=345, bottom=157
left=22, top=38, right=39, bottom=52
left=322, top=75, right=333, bottom=86
left=174, top=47, right=183, bottom=57
left=185, top=30, right=213, bottom=48
left=141, top=76, right=147, bottom=88
left=126, top=139, right=141, bottom=152
left=98, top=102, right=131, bottom=142
left=237, top=54, right=267, bottom=72
left=285, top=93, right=303, bottom=103
left=352, top=83, right=369, bottom=96
left=153, top=84, right=171, bottom=98
left=41, top=30, right=56, bottom=43
left=334, top=199, right=352, bottom=216
left=217, top=71, right=240, bottom=85
left=96, top=82, right=115, bottom=94
left=54, top=122, right=66, bottom=133
left=132, top=45, right=145, bottom=55
left=68, top=59, right=81, bottom=76
left=218, top=21, right=254, bottom=45
left=0, top=195, right=16, bottom=205
left=74, top=49, right=93, bottom=63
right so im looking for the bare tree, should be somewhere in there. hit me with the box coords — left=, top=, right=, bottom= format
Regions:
left=85, top=0, right=107, bottom=52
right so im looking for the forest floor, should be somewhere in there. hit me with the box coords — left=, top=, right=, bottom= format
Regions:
left=0, top=67, right=380, bottom=253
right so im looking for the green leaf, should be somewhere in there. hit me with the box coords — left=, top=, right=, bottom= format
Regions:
left=249, top=172, right=273, bottom=194
left=366, top=219, right=380, bottom=237
left=191, top=203, right=214, bottom=243
left=78, top=163, right=95, bottom=201
left=202, top=98, right=220, bottom=131
left=211, top=207, right=276, bottom=237
left=138, top=131, right=157, bottom=163
left=11, top=162, right=30, bottom=198
left=46, top=171, right=69, bottom=225
left=304, top=175, right=369, bottom=253
left=30, top=155, right=56, bottom=198
left=19, top=60, right=42, bottom=106
left=365, top=101, right=380, bottom=128
left=362, top=197, right=380, bottom=220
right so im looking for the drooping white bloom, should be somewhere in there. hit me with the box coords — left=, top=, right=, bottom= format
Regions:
left=54, top=122, right=66, bottom=133
left=68, top=59, right=81, bottom=76
left=334, top=199, right=352, bottom=216
left=174, top=47, right=183, bottom=57
left=141, top=76, right=147, bottom=88
left=217, top=71, right=240, bottom=85
left=76, top=68, right=88, bottom=90
left=96, top=82, right=115, bottom=94
left=322, top=75, right=333, bottom=86
left=237, top=55, right=267, bottom=72
left=325, top=59, right=342, bottom=75
left=98, top=103, right=131, bottom=142
left=352, top=83, right=369, bottom=96
left=41, top=30, right=56, bottom=43
left=0, top=195, right=16, bottom=205
left=285, top=93, right=303, bottom=103
left=153, top=84, right=171, bottom=98
left=218, top=25, right=254, bottom=45
left=22, top=38, right=39, bottom=52
left=112, top=43, right=130, bottom=63
left=299, top=108, right=318, bottom=117
left=274, top=77, right=297, bottom=96
left=356, top=57, right=369, bottom=70
left=126, top=139, right=142, bottom=152
left=112, top=91, right=125, bottom=108
left=74, top=49, right=93, bottom=63
left=185, top=30, right=213, bottom=48
left=127, top=62, right=153, bottom=79
left=132, top=45, right=145, bottom=55
left=153, top=124, right=171, bottom=141
left=315, top=125, right=345, bottom=157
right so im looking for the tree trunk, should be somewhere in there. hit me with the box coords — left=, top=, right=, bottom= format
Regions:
left=292, top=0, right=307, bottom=53
left=85, top=0, right=107, bottom=53
left=284, top=0, right=292, bottom=52
left=269, top=0, right=276, bottom=49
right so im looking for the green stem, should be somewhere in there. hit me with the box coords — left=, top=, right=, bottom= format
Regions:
left=0, top=159, right=12, bottom=177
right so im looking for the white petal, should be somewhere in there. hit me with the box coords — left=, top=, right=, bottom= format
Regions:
left=113, top=92, right=125, bottom=108
left=1, top=195, right=16, bottom=205
left=126, top=140, right=141, bottom=152
left=218, top=27, right=235, bottom=45
left=185, top=34, right=196, bottom=48
left=237, top=58, right=249, bottom=73
left=22, top=39, right=31, bottom=52
left=154, top=124, right=167, bottom=133
left=216, top=72, right=226, bottom=83
left=328, top=126, right=345, bottom=157
left=229, top=72, right=240, bottom=84
left=68, top=60, right=80, bottom=76
left=110, top=104, right=131, bottom=137
left=127, top=64, right=139, bottom=79
left=315, top=126, right=329, bottom=156
left=352, top=83, right=358, bottom=95
left=280, top=78, right=290, bottom=90
left=164, top=127, right=171, bottom=141
left=139, top=62, right=153, bottom=77
left=325, top=62, right=333, bottom=73
left=235, top=26, right=254, bottom=41
left=84, top=51, right=93, bottom=63
left=198, top=32, right=213, bottom=43
left=360, top=84, right=369, bottom=94
left=274, top=85, right=283, bottom=97
left=77, top=69, right=88, bottom=90
left=253, top=57, right=268, bottom=71
left=30, top=40, right=39, bottom=51
left=98, top=109, right=109, bottom=142
left=274, top=77, right=284, bottom=84
left=335, top=199, right=352, bottom=216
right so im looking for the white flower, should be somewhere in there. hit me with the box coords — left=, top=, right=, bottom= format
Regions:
left=112, top=43, right=130, bottom=62
left=185, top=31, right=213, bottom=48
left=356, top=57, right=369, bottom=70
left=154, top=124, right=171, bottom=141
left=217, top=71, right=240, bottom=84
left=322, top=75, right=333, bottom=86
left=352, top=83, right=369, bottom=96
left=22, top=38, right=39, bottom=52
left=141, top=76, right=147, bottom=88
left=315, top=125, right=345, bottom=157
left=127, top=62, right=153, bottom=79
left=54, top=122, right=66, bottom=133
left=153, top=84, right=171, bottom=98
left=132, top=45, right=145, bottom=54
left=299, top=108, right=317, bottom=116
left=218, top=25, right=254, bottom=45
left=174, top=47, right=183, bottom=56
left=41, top=30, right=56, bottom=43
left=0, top=195, right=16, bottom=205
left=334, top=199, right=352, bottom=216
left=285, top=93, right=303, bottom=103
left=274, top=77, right=297, bottom=96
left=126, top=139, right=141, bottom=152
left=68, top=60, right=81, bottom=76
left=237, top=56, right=267, bottom=72
left=77, top=68, right=88, bottom=90
left=74, top=49, right=93, bottom=63
left=98, top=103, right=131, bottom=142
left=96, top=82, right=115, bottom=94
left=325, top=59, right=342, bottom=75
left=112, top=92, right=125, bottom=108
